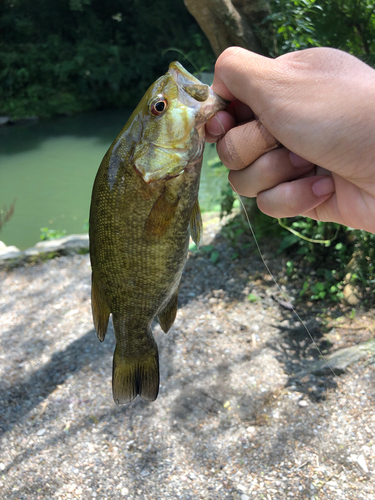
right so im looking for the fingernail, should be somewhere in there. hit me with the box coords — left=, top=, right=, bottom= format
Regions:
left=312, top=177, right=335, bottom=197
left=209, top=115, right=226, bottom=137
left=290, top=152, right=314, bottom=168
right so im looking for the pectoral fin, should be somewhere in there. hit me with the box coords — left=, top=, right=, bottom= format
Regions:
left=91, top=273, right=110, bottom=342
left=144, top=188, right=180, bottom=238
left=158, top=289, right=179, bottom=333
left=189, top=199, right=203, bottom=248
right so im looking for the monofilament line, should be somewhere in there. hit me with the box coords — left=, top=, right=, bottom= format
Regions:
left=229, top=180, right=339, bottom=379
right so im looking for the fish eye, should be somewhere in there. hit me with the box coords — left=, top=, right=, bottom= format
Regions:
left=150, top=97, right=167, bottom=116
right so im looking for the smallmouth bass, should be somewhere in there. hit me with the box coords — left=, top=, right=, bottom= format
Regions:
left=89, top=62, right=226, bottom=404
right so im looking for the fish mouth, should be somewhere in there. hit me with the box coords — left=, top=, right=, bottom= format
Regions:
left=168, top=61, right=205, bottom=88
left=168, top=61, right=228, bottom=125
left=168, top=63, right=210, bottom=104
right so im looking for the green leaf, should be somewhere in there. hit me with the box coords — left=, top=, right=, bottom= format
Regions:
left=248, top=293, right=259, bottom=303
left=210, top=250, right=219, bottom=264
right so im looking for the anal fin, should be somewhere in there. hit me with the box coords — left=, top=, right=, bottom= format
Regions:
left=91, top=273, right=110, bottom=342
left=158, top=289, right=179, bottom=333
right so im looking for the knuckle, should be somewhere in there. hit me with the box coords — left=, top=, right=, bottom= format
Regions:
left=217, top=136, right=237, bottom=170
left=215, top=47, right=247, bottom=73
left=284, top=186, right=298, bottom=213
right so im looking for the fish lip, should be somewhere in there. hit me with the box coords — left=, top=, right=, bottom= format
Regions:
left=168, top=61, right=203, bottom=87
left=168, top=62, right=228, bottom=125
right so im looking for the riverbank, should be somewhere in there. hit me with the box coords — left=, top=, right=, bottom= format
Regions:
left=1, top=215, right=374, bottom=499
left=0, top=234, right=89, bottom=263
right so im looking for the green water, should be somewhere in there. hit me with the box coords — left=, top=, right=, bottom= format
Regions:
left=0, top=110, right=228, bottom=250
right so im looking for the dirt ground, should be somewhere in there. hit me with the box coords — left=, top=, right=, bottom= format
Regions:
left=0, top=214, right=374, bottom=499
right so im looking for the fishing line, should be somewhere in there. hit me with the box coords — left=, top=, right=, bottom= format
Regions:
left=161, top=48, right=200, bottom=75
left=228, top=180, right=339, bottom=379
left=231, top=181, right=375, bottom=445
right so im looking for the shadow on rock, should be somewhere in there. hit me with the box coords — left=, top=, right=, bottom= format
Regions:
left=269, top=317, right=337, bottom=401
left=0, top=326, right=114, bottom=437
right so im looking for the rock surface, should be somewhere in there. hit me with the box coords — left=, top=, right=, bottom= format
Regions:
left=0, top=217, right=374, bottom=499
left=300, top=338, right=375, bottom=376
left=0, top=241, right=21, bottom=260
left=0, top=234, right=89, bottom=265
left=0, top=116, right=10, bottom=126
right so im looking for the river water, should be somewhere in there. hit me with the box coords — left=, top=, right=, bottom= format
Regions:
left=0, top=110, right=228, bottom=250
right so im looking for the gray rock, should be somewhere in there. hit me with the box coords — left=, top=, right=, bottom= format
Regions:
left=0, top=250, right=23, bottom=260
left=0, top=234, right=89, bottom=264
left=10, top=115, right=38, bottom=126
left=23, top=247, right=40, bottom=257
left=300, top=338, right=375, bottom=376
left=0, top=241, right=20, bottom=255
left=28, top=234, right=89, bottom=255
left=0, top=116, right=10, bottom=126
left=343, top=283, right=360, bottom=305
left=0, top=241, right=22, bottom=260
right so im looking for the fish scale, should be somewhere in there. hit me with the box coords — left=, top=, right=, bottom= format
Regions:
left=89, top=61, right=227, bottom=404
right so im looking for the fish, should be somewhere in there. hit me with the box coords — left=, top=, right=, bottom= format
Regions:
left=89, top=62, right=227, bottom=404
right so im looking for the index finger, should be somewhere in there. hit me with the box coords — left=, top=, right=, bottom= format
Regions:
left=211, top=47, right=275, bottom=110
left=205, top=101, right=254, bottom=143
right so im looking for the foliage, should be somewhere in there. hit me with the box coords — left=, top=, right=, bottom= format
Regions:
left=220, top=200, right=375, bottom=303
left=265, top=0, right=323, bottom=54
left=272, top=217, right=375, bottom=303
left=264, top=0, right=375, bottom=62
left=312, top=0, right=375, bottom=64
left=40, top=227, right=67, bottom=241
left=0, top=0, right=214, bottom=118
left=189, top=243, right=220, bottom=264
left=248, top=293, right=260, bottom=303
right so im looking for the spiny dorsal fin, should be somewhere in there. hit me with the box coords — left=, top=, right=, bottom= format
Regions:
left=189, top=198, right=203, bottom=248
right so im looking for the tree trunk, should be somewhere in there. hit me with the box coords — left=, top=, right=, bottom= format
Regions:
left=184, top=0, right=272, bottom=57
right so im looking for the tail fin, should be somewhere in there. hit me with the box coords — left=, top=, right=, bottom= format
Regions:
left=112, top=345, right=159, bottom=404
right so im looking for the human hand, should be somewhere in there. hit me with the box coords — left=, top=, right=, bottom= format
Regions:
left=205, top=47, right=375, bottom=234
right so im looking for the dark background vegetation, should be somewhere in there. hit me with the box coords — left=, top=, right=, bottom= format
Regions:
left=2, top=0, right=375, bottom=119
left=0, top=0, right=214, bottom=118
left=1, top=0, right=375, bottom=305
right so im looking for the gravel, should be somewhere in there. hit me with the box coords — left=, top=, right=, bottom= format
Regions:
left=0, top=215, right=374, bottom=499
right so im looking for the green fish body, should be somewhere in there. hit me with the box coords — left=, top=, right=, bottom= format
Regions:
left=89, top=62, right=226, bottom=404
